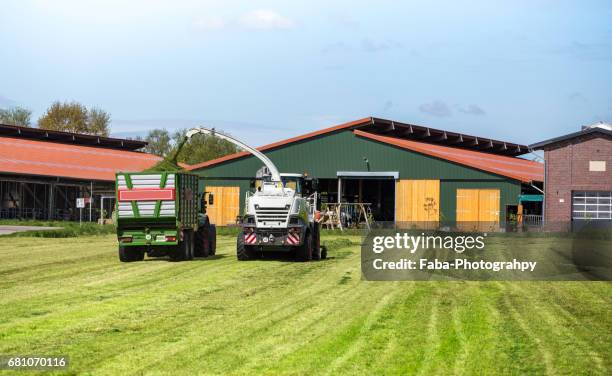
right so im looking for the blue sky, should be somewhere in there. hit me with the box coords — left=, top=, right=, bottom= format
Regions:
left=1, top=0, right=611, bottom=146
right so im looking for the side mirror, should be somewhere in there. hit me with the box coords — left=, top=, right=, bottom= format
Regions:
left=208, top=193, right=214, bottom=206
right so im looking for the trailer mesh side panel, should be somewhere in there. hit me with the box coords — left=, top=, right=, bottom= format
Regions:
left=116, top=173, right=176, bottom=218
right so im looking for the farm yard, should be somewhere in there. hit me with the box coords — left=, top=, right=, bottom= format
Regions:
left=0, top=233, right=611, bottom=375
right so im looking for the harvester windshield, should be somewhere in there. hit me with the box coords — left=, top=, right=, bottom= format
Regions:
left=254, top=174, right=304, bottom=194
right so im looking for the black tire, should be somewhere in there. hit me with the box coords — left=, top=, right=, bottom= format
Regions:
left=187, top=231, right=194, bottom=260
left=170, top=231, right=192, bottom=261
left=119, top=246, right=144, bottom=262
left=296, top=231, right=313, bottom=262
left=209, top=225, right=217, bottom=256
left=118, top=245, right=130, bottom=262
left=312, top=225, right=321, bottom=261
left=194, top=226, right=209, bottom=258
left=237, top=233, right=256, bottom=261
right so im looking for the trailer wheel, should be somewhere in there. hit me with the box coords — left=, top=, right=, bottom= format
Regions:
left=135, top=247, right=145, bottom=261
left=119, top=246, right=144, bottom=262
left=187, top=231, right=195, bottom=260
left=237, top=234, right=256, bottom=261
left=296, top=231, right=313, bottom=262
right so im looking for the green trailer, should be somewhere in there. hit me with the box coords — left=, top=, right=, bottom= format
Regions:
left=115, top=172, right=216, bottom=262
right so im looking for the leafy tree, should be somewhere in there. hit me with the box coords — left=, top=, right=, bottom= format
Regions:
left=88, top=107, right=111, bottom=136
left=172, top=129, right=238, bottom=165
left=38, top=101, right=110, bottom=136
left=0, top=106, right=32, bottom=126
left=141, top=129, right=173, bottom=157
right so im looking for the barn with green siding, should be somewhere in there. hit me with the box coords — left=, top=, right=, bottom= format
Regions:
left=187, top=117, right=543, bottom=227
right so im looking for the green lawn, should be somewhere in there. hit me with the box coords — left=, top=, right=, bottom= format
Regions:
left=0, top=234, right=610, bottom=375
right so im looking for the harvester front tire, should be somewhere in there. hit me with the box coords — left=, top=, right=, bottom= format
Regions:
left=237, top=234, right=256, bottom=261
left=296, top=232, right=313, bottom=262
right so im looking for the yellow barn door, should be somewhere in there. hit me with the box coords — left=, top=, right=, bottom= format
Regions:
left=456, top=189, right=500, bottom=231
left=456, top=189, right=480, bottom=222
left=478, top=189, right=501, bottom=223
left=206, top=186, right=240, bottom=226
left=396, top=180, right=440, bottom=228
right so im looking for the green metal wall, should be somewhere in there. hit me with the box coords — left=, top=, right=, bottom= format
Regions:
left=193, top=130, right=523, bottom=222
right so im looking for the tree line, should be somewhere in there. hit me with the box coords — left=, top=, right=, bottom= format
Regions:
left=0, top=101, right=237, bottom=165
left=135, top=129, right=237, bottom=165
left=0, top=101, right=110, bottom=136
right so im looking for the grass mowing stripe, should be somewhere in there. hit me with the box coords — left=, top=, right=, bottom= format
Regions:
left=1, top=238, right=364, bottom=374
left=0, top=234, right=609, bottom=375
left=324, top=282, right=402, bottom=374
left=94, top=248, right=370, bottom=374
left=506, top=282, right=607, bottom=373
left=498, top=282, right=554, bottom=375
left=145, top=244, right=368, bottom=373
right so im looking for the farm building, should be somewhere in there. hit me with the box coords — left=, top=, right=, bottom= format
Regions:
left=530, top=122, right=612, bottom=228
left=0, top=123, right=160, bottom=221
left=187, top=117, right=544, bottom=228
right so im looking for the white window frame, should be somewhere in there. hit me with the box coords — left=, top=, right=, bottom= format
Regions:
left=572, top=191, right=612, bottom=220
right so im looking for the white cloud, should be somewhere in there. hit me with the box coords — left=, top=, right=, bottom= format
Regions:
left=418, top=100, right=452, bottom=117
left=190, top=9, right=295, bottom=32
left=458, top=104, right=486, bottom=116
left=239, top=10, right=295, bottom=30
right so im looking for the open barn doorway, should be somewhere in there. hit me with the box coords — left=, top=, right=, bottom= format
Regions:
left=339, top=178, right=395, bottom=222
left=317, top=172, right=397, bottom=223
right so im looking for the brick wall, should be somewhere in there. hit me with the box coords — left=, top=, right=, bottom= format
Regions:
left=544, top=134, right=612, bottom=223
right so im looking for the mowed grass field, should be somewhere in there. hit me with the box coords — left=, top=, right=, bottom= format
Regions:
left=0, top=234, right=610, bottom=375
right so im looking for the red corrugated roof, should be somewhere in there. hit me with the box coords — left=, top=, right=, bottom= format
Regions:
left=186, top=117, right=373, bottom=170
left=0, top=136, right=162, bottom=181
left=353, top=130, right=543, bottom=182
